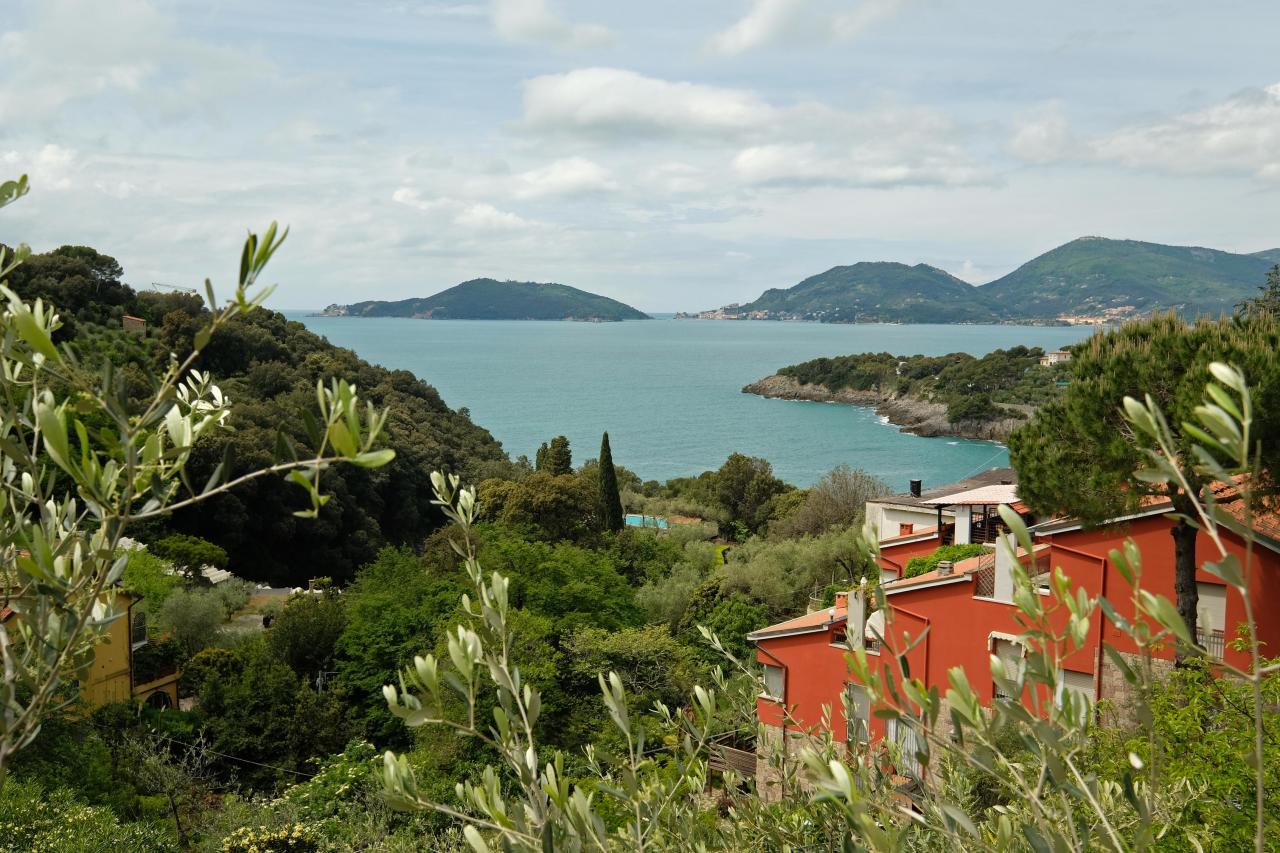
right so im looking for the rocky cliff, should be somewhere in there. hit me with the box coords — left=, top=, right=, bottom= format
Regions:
left=742, top=375, right=1025, bottom=442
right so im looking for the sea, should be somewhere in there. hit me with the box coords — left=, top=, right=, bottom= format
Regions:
left=288, top=313, right=1094, bottom=490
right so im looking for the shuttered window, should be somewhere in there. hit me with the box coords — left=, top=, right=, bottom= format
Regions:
left=992, top=638, right=1024, bottom=699
left=762, top=664, right=784, bottom=700
left=845, top=683, right=870, bottom=746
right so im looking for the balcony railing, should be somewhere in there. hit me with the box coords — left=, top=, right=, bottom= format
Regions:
left=1197, top=628, right=1225, bottom=660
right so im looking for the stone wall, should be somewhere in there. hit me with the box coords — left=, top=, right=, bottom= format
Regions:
left=1098, top=648, right=1175, bottom=727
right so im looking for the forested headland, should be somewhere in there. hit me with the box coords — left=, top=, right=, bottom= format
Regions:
left=744, top=345, right=1070, bottom=441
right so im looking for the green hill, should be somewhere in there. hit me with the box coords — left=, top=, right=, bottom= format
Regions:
left=324, top=278, right=649, bottom=321
left=980, top=237, right=1277, bottom=321
left=706, top=262, right=999, bottom=323
left=2, top=243, right=511, bottom=586
left=1251, top=248, right=1280, bottom=264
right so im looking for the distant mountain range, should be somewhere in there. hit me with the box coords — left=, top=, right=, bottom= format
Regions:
left=682, top=237, right=1280, bottom=324
left=320, top=278, right=650, bottom=322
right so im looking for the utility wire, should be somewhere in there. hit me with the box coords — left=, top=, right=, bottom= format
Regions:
left=88, top=718, right=316, bottom=779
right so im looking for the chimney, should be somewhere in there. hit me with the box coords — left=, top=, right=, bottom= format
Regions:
left=909, top=479, right=922, bottom=498
left=846, top=588, right=866, bottom=649
left=993, top=532, right=1016, bottom=602
left=834, top=591, right=849, bottom=610
left=936, top=560, right=954, bottom=576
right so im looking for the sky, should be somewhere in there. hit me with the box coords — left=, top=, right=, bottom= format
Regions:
left=2, top=0, right=1279, bottom=312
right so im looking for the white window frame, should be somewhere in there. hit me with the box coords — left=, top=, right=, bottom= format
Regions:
left=762, top=664, right=785, bottom=701
left=845, top=683, right=870, bottom=746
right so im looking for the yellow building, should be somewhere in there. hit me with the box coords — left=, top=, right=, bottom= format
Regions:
left=2, top=590, right=180, bottom=710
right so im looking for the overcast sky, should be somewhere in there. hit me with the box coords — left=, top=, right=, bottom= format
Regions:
left=3, top=0, right=1279, bottom=311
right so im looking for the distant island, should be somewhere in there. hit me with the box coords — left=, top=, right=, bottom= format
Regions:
left=744, top=346, right=1072, bottom=441
left=683, top=237, right=1279, bottom=324
left=320, top=278, right=650, bottom=322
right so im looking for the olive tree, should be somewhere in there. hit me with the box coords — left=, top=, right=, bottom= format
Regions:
left=0, top=174, right=394, bottom=774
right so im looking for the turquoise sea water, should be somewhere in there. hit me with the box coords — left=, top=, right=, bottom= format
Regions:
left=288, top=314, right=1093, bottom=489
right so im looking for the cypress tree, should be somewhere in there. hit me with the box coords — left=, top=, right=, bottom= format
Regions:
left=598, top=432, right=624, bottom=532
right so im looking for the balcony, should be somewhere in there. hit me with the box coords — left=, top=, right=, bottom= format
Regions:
left=132, top=638, right=181, bottom=687
left=1197, top=628, right=1225, bottom=660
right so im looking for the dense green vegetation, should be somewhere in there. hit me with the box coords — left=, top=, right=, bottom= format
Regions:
left=703, top=238, right=1280, bottom=323
left=2, top=243, right=511, bottom=586
left=323, top=278, right=650, bottom=321
left=776, top=345, right=1067, bottom=422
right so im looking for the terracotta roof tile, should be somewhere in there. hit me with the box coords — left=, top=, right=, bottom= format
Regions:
left=749, top=606, right=847, bottom=640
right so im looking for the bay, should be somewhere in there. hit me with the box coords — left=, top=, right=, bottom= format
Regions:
left=289, top=313, right=1093, bottom=489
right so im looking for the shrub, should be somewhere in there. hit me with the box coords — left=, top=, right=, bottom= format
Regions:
left=0, top=779, right=172, bottom=852
left=154, top=588, right=226, bottom=658
left=212, top=578, right=255, bottom=618
left=148, top=533, right=228, bottom=571
left=122, top=550, right=180, bottom=611
left=220, top=823, right=321, bottom=853
left=903, top=543, right=987, bottom=578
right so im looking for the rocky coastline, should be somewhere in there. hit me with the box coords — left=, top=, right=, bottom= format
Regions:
left=741, top=374, right=1025, bottom=442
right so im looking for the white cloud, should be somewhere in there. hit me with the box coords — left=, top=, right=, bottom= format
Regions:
left=0, top=0, right=269, bottom=125
left=3, top=144, right=79, bottom=191
left=1009, top=85, right=1280, bottom=181
left=832, top=0, right=909, bottom=41
left=490, top=0, right=613, bottom=48
left=733, top=141, right=986, bottom=188
left=708, top=0, right=809, bottom=56
left=513, top=157, right=617, bottom=198
left=708, top=0, right=908, bottom=55
left=392, top=187, right=539, bottom=233
left=1092, top=82, right=1280, bottom=179
left=522, top=68, right=775, bottom=138
left=1009, top=105, right=1080, bottom=164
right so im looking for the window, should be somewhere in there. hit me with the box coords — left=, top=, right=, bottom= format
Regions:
left=1197, top=582, right=1227, bottom=659
left=898, top=523, right=914, bottom=537
left=845, top=683, right=870, bottom=746
left=130, top=610, right=148, bottom=648
left=992, top=638, right=1024, bottom=700
left=762, top=664, right=785, bottom=701
left=885, top=718, right=921, bottom=777
left=1054, top=669, right=1095, bottom=709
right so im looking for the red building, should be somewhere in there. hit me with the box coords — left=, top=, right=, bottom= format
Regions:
left=748, top=483, right=1280, bottom=798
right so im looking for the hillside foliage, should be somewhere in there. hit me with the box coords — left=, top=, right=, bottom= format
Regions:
left=778, top=345, right=1066, bottom=422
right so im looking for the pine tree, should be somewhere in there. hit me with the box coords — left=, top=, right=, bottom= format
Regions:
left=1008, top=313, right=1280, bottom=656
left=1237, top=263, right=1280, bottom=319
left=598, top=432, right=624, bottom=532
left=534, top=441, right=549, bottom=472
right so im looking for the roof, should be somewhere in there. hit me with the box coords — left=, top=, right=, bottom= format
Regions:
left=921, top=483, right=1019, bottom=507
left=881, top=567, right=971, bottom=592
left=877, top=525, right=939, bottom=546
left=748, top=606, right=846, bottom=641
left=871, top=468, right=1017, bottom=510
left=1028, top=479, right=1280, bottom=553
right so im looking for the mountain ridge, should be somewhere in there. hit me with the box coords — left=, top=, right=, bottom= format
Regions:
left=685, top=237, right=1279, bottom=324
